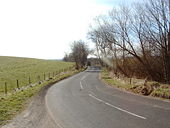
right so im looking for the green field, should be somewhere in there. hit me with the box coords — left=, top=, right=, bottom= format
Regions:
left=0, top=56, right=74, bottom=95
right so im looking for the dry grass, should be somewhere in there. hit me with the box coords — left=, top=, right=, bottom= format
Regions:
left=101, top=69, right=170, bottom=100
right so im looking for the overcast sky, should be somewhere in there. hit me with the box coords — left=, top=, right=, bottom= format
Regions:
left=0, top=0, right=136, bottom=59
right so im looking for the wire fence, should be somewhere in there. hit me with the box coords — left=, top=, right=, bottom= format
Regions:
left=0, top=66, right=74, bottom=97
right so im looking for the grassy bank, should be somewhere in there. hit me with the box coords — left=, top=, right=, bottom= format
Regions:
left=0, top=56, right=74, bottom=95
left=0, top=56, right=78, bottom=126
left=101, top=70, right=134, bottom=89
left=0, top=68, right=82, bottom=126
left=101, top=69, right=170, bottom=100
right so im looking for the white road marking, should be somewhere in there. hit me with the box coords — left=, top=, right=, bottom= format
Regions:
left=80, top=75, right=88, bottom=90
left=88, top=91, right=96, bottom=96
left=88, top=94, right=147, bottom=120
left=80, top=81, right=83, bottom=89
left=81, top=74, right=89, bottom=80
left=45, top=95, right=65, bottom=128
left=57, top=123, right=64, bottom=128
left=81, top=76, right=86, bottom=81
left=89, top=94, right=103, bottom=102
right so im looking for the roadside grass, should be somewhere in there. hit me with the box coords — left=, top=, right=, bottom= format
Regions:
left=101, top=69, right=133, bottom=89
left=0, top=56, right=74, bottom=95
left=0, top=69, right=82, bottom=126
left=151, top=86, right=170, bottom=99
left=101, top=69, right=170, bottom=100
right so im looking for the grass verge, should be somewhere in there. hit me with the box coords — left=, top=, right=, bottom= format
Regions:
left=0, top=69, right=82, bottom=126
left=101, top=69, right=133, bottom=89
left=101, top=69, right=170, bottom=100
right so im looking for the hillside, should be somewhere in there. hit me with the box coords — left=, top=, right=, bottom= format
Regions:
left=0, top=56, right=74, bottom=95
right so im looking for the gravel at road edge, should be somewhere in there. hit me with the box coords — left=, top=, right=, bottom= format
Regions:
left=1, top=84, right=58, bottom=128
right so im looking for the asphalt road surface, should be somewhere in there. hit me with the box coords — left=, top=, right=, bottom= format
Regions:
left=46, top=66, right=170, bottom=128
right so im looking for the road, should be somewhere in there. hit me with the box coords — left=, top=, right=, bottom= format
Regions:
left=46, top=66, right=170, bottom=128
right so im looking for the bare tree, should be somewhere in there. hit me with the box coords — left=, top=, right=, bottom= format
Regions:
left=63, top=53, right=74, bottom=62
left=71, top=40, right=89, bottom=69
left=88, top=0, right=170, bottom=83
left=143, top=0, right=170, bottom=83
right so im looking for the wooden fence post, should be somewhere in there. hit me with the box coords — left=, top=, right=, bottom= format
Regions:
left=29, top=76, right=31, bottom=84
left=38, top=75, right=40, bottom=83
left=49, top=73, right=50, bottom=79
left=4, top=82, right=7, bottom=95
left=17, top=79, right=20, bottom=89
left=130, top=78, right=132, bottom=85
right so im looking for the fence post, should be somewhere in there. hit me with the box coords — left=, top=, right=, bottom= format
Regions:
left=17, top=79, right=20, bottom=89
left=48, top=73, right=50, bottom=79
left=38, top=75, right=40, bottom=84
left=29, top=76, right=31, bottom=84
left=4, top=82, right=7, bottom=95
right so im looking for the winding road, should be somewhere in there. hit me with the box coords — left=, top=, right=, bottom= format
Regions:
left=45, top=67, right=170, bottom=128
